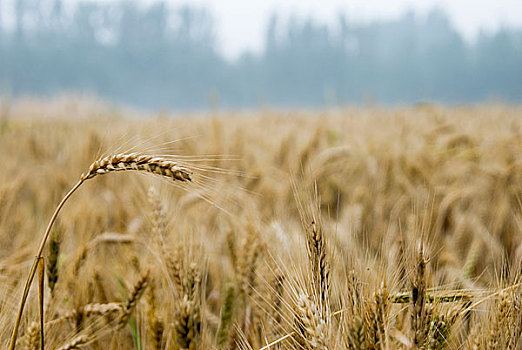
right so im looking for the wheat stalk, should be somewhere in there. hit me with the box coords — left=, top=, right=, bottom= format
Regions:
left=9, top=153, right=192, bottom=350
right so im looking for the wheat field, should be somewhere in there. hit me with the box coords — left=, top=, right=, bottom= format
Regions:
left=0, top=101, right=521, bottom=349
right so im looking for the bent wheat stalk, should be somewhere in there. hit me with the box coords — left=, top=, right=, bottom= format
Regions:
left=8, top=153, right=192, bottom=350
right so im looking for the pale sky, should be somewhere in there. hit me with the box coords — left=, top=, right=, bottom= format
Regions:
left=170, top=0, right=522, bottom=59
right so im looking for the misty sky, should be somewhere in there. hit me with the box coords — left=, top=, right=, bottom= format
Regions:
left=166, top=0, right=522, bottom=59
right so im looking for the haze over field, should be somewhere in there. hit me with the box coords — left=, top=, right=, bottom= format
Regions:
left=0, top=0, right=521, bottom=109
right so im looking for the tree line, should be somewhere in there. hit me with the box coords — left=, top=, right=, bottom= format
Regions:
left=0, top=0, right=521, bottom=109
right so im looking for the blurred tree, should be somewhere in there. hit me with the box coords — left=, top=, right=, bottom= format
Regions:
left=0, top=1, right=521, bottom=108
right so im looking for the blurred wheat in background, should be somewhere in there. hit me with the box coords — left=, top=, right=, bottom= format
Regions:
left=0, top=101, right=521, bottom=349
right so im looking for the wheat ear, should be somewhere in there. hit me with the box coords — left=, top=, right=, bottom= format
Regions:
left=9, top=153, right=192, bottom=350
left=294, top=291, right=328, bottom=350
left=411, top=243, right=428, bottom=348
left=306, top=220, right=330, bottom=315
left=81, top=153, right=192, bottom=182
left=118, top=271, right=151, bottom=328
left=217, top=284, right=236, bottom=349
left=55, top=335, right=89, bottom=350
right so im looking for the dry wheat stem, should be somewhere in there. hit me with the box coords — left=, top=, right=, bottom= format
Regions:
left=258, top=332, right=295, bottom=350
left=9, top=153, right=192, bottom=350
left=9, top=179, right=84, bottom=350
